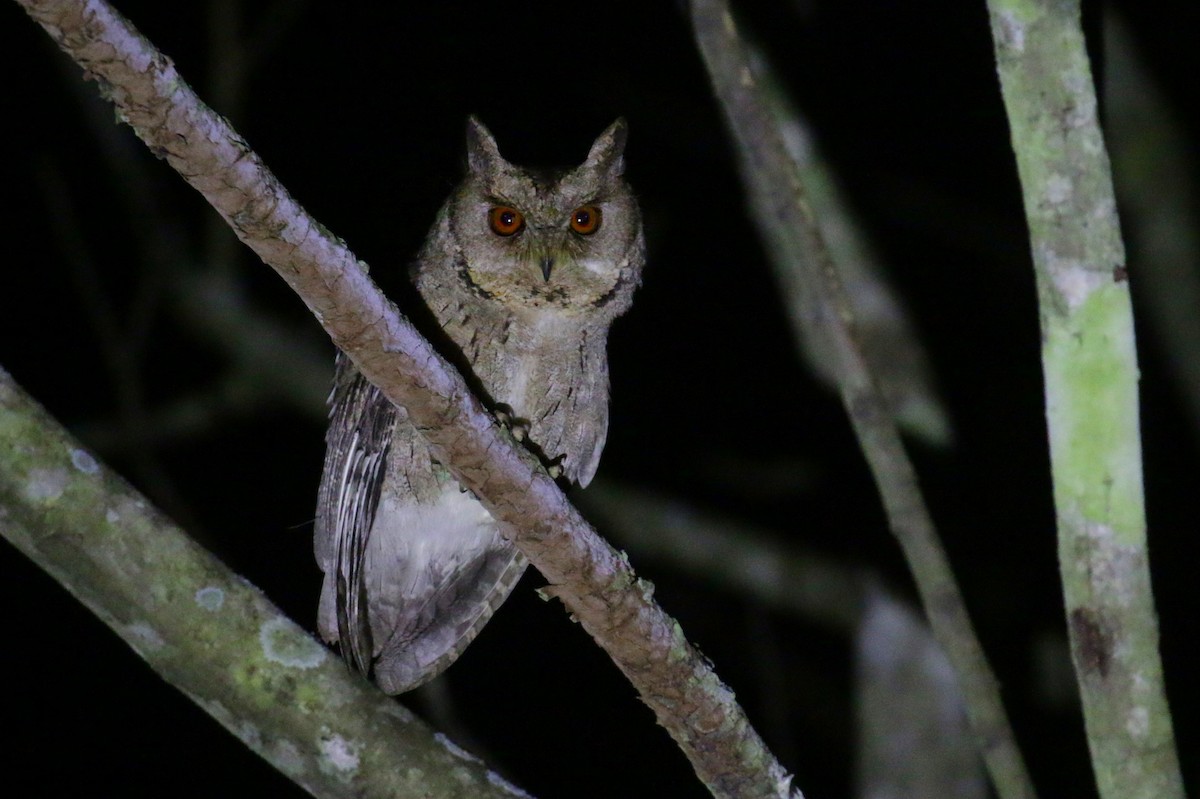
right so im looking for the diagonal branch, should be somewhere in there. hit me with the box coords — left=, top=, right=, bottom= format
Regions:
left=688, top=2, right=1036, bottom=799
left=13, top=1, right=798, bottom=796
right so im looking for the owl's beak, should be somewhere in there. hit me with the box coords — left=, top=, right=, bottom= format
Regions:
left=540, top=255, right=554, bottom=282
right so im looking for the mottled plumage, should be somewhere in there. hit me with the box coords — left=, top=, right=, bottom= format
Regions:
left=315, top=118, right=644, bottom=693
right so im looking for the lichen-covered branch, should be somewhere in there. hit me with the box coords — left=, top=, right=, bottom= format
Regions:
left=12, top=1, right=797, bottom=796
left=688, top=3, right=1036, bottom=799
left=0, top=368, right=526, bottom=799
left=985, top=3, right=1184, bottom=798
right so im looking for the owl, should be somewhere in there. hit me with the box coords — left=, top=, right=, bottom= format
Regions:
left=314, top=117, right=645, bottom=694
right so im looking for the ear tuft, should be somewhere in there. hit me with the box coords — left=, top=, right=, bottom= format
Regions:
left=584, top=118, right=628, bottom=178
left=465, top=116, right=505, bottom=177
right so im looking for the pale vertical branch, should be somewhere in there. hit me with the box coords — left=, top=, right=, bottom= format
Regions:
left=12, top=1, right=798, bottom=795
left=688, top=3, right=1036, bottom=798
left=855, top=588, right=987, bottom=799
left=984, top=3, right=1184, bottom=798
left=0, top=369, right=528, bottom=799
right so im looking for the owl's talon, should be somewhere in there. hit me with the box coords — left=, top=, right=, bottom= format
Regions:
left=545, top=454, right=566, bottom=481
left=494, top=406, right=529, bottom=442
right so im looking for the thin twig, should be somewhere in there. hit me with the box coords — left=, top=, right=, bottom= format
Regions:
left=13, top=1, right=798, bottom=796
left=743, top=43, right=952, bottom=447
left=33, top=156, right=205, bottom=535
left=985, top=3, right=1185, bottom=797
left=580, top=480, right=864, bottom=630
left=688, top=2, right=1036, bottom=798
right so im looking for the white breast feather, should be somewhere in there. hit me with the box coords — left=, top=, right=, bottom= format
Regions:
left=367, top=486, right=497, bottom=600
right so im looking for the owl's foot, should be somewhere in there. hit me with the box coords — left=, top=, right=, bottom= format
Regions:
left=494, top=405, right=529, bottom=443
left=546, top=454, right=566, bottom=481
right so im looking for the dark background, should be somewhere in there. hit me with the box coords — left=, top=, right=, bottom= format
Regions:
left=1, top=1, right=1196, bottom=797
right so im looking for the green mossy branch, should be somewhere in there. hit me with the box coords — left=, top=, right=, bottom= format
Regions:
left=985, top=2, right=1185, bottom=798
left=0, top=368, right=527, bottom=799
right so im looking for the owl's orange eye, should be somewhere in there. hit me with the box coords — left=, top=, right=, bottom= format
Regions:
left=570, top=205, right=602, bottom=235
left=488, top=206, right=525, bottom=236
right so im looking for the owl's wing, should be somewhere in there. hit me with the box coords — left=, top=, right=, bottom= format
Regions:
left=317, top=352, right=529, bottom=693
left=314, top=350, right=396, bottom=674
left=364, top=483, right=528, bottom=693
left=364, top=422, right=529, bottom=693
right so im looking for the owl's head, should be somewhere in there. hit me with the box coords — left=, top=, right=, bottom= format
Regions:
left=444, top=117, right=644, bottom=317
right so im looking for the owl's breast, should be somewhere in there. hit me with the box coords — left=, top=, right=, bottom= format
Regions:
left=487, top=331, right=610, bottom=486
left=425, top=285, right=613, bottom=486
